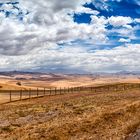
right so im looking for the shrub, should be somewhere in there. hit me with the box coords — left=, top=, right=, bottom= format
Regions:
left=16, top=82, right=21, bottom=86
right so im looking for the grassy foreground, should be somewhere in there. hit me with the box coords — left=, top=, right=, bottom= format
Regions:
left=0, top=89, right=140, bottom=140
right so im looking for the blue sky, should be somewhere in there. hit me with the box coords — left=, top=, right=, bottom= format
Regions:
left=74, top=0, right=140, bottom=48
left=0, top=0, right=140, bottom=73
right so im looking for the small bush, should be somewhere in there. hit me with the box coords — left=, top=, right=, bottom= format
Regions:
left=1, top=126, right=12, bottom=132
left=16, top=82, right=21, bottom=86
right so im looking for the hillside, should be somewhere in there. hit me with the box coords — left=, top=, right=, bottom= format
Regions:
left=0, top=71, right=140, bottom=90
left=0, top=88, right=140, bottom=140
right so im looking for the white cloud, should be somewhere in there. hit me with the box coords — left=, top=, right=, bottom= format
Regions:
left=0, top=0, right=139, bottom=73
left=0, top=44, right=140, bottom=73
left=74, top=7, right=99, bottom=15
left=108, top=23, right=137, bottom=41
left=0, top=3, right=13, bottom=11
left=134, top=18, right=140, bottom=23
left=119, top=38, right=131, bottom=43
left=0, top=0, right=109, bottom=56
left=108, top=16, right=133, bottom=27
left=0, top=0, right=16, bottom=2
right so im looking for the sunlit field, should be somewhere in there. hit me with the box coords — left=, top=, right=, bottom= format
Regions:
left=0, top=84, right=140, bottom=140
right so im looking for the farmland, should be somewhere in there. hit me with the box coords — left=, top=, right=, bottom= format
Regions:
left=0, top=85, right=140, bottom=140
left=0, top=72, right=140, bottom=139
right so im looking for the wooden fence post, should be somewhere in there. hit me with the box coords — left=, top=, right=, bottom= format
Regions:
left=71, top=87, right=73, bottom=93
left=70, top=87, right=73, bottom=93
left=114, top=85, right=117, bottom=91
left=91, top=87, right=92, bottom=91
left=37, top=88, right=39, bottom=97
left=73, top=87, right=75, bottom=93
left=80, top=87, right=81, bottom=92
left=29, top=89, right=31, bottom=99
left=69, top=87, right=71, bottom=93
left=55, top=87, right=57, bottom=95
left=116, top=85, right=118, bottom=91
left=20, top=89, right=22, bottom=100
left=10, top=90, right=12, bottom=102
left=50, top=88, right=51, bottom=95
left=64, top=87, right=65, bottom=94
left=82, top=87, right=84, bottom=92
left=44, top=88, right=46, bottom=96
left=76, top=87, right=78, bottom=92
left=75, top=87, right=77, bottom=92
left=95, top=87, right=96, bottom=93
left=123, top=84, right=125, bottom=91
left=132, top=84, right=134, bottom=89
left=95, top=87, right=97, bottom=92
left=108, top=86, right=110, bottom=91
left=60, top=87, right=61, bottom=94
left=79, top=87, right=81, bottom=92
left=83, top=86, right=85, bottom=92
left=80, top=87, right=82, bottom=92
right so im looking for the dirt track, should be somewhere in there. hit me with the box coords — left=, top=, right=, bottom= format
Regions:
left=0, top=89, right=140, bottom=140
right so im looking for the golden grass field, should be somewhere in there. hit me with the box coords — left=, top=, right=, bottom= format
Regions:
left=0, top=87, right=140, bottom=140
left=0, top=74, right=140, bottom=139
left=0, top=73, right=140, bottom=90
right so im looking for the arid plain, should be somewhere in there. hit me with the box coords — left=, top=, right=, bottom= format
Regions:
left=0, top=72, right=140, bottom=140
left=0, top=72, right=140, bottom=90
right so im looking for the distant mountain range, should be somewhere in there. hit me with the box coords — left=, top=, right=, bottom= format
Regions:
left=0, top=71, right=45, bottom=76
left=115, top=71, right=140, bottom=75
left=0, top=70, right=140, bottom=77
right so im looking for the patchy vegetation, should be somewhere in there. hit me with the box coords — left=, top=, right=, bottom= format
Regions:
left=0, top=89, right=140, bottom=140
left=16, top=82, right=22, bottom=86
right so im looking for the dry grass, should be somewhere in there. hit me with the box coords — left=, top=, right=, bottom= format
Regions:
left=0, top=74, right=140, bottom=90
left=0, top=89, right=140, bottom=140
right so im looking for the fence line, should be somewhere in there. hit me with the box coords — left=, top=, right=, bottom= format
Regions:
left=0, top=83, right=140, bottom=104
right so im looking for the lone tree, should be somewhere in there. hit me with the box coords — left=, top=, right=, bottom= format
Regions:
left=16, top=81, right=21, bottom=86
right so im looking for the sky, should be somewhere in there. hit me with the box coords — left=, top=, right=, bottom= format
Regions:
left=0, top=0, right=140, bottom=73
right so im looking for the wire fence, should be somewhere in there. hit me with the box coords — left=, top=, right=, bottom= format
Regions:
left=0, top=83, right=140, bottom=104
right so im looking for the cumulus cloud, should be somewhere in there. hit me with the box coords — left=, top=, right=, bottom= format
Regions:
left=134, top=18, right=140, bottom=23
left=0, top=44, right=140, bottom=73
left=0, top=0, right=139, bottom=72
left=119, top=38, right=131, bottom=43
left=91, top=0, right=110, bottom=11
left=108, top=16, right=133, bottom=27
left=74, top=7, right=99, bottom=15
left=0, top=0, right=109, bottom=56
